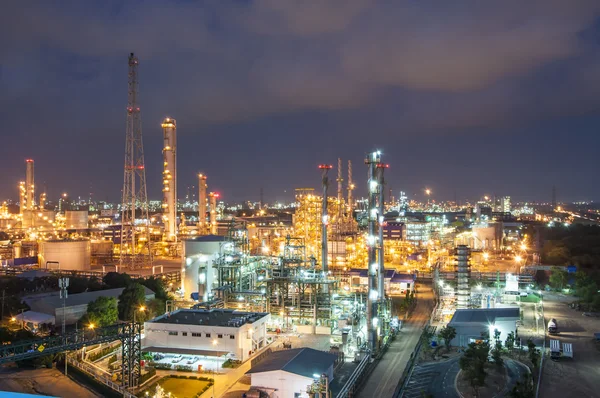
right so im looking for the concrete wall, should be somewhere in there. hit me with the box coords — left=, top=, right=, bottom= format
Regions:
left=143, top=315, right=269, bottom=361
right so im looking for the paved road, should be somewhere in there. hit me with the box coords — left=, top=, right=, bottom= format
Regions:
left=357, top=284, right=434, bottom=398
left=404, top=357, right=528, bottom=398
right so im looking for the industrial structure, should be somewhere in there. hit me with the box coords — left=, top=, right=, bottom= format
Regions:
left=161, top=117, right=177, bottom=241
left=120, top=52, right=152, bottom=269
left=198, top=173, right=208, bottom=235
left=455, top=245, right=471, bottom=309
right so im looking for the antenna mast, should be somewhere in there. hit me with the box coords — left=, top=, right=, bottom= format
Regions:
left=120, top=53, right=152, bottom=269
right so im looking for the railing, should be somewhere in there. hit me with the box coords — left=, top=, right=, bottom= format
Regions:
left=0, top=323, right=132, bottom=364
left=68, top=356, right=136, bottom=398
left=334, top=350, right=371, bottom=398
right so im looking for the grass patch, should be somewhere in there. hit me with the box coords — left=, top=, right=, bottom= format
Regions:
left=519, top=294, right=541, bottom=303
left=139, top=376, right=213, bottom=398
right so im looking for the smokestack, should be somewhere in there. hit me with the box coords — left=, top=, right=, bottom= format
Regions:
left=161, top=118, right=177, bottom=241
left=365, top=151, right=381, bottom=353
left=209, top=192, right=218, bottom=235
left=376, top=163, right=388, bottom=301
left=19, top=182, right=26, bottom=215
left=25, top=159, right=34, bottom=210
left=347, top=160, right=354, bottom=213
left=39, top=192, right=47, bottom=210
left=319, top=164, right=332, bottom=276
left=198, top=174, right=207, bottom=235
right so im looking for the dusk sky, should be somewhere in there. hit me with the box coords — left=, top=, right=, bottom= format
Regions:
left=2, top=1, right=600, bottom=204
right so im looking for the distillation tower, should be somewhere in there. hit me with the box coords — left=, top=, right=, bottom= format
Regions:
left=161, top=117, right=177, bottom=241
left=456, top=245, right=471, bottom=309
left=198, top=174, right=208, bottom=235
left=120, top=52, right=152, bottom=268
left=25, top=159, right=35, bottom=210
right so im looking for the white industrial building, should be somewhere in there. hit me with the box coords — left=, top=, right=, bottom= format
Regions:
left=447, top=307, right=519, bottom=347
left=181, top=235, right=226, bottom=301
left=246, top=348, right=337, bottom=398
left=143, top=308, right=271, bottom=362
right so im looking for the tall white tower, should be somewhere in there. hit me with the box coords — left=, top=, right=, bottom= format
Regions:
left=198, top=174, right=208, bottom=235
left=161, top=117, right=177, bottom=241
left=25, top=159, right=35, bottom=210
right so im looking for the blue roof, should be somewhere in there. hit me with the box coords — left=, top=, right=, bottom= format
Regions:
left=391, top=273, right=415, bottom=283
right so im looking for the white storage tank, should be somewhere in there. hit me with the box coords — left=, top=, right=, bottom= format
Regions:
left=39, top=240, right=91, bottom=270
left=65, top=211, right=89, bottom=229
left=182, top=236, right=225, bottom=301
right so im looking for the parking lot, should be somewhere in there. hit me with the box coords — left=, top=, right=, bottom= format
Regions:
left=540, top=293, right=600, bottom=398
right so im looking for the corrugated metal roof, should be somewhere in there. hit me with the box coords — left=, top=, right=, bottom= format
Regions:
left=246, top=348, right=337, bottom=379
left=449, top=308, right=519, bottom=325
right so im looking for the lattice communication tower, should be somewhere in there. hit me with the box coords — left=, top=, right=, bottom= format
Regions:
left=120, top=52, right=152, bottom=268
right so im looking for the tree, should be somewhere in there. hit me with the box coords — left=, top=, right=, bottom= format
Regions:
left=80, top=296, right=118, bottom=327
left=118, top=283, right=147, bottom=321
left=509, top=373, right=534, bottom=398
left=505, top=331, right=515, bottom=352
left=438, top=326, right=457, bottom=351
left=103, top=272, right=132, bottom=289
left=527, top=339, right=540, bottom=368
left=459, top=339, right=490, bottom=396
left=491, top=329, right=504, bottom=367
left=549, top=268, right=568, bottom=290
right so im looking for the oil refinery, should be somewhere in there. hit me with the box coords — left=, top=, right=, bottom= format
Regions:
left=0, top=51, right=566, bottom=398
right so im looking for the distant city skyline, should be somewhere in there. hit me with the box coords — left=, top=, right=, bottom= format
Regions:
left=2, top=2, right=600, bottom=204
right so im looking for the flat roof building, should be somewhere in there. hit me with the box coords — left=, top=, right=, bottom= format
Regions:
left=448, top=307, right=519, bottom=347
left=143, top=308, right=271, bottom=362
left=246, top=348, right=337, bottom=398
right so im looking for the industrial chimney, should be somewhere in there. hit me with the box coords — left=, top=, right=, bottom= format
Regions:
left=161, top=118, right=177, bottom=241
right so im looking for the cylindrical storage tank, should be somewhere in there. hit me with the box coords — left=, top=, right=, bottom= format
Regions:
left=65, top=211, right=89, bottom=229
left=182, top=238, right=223, bottom=301
left=39, top=240, right=91, bottom=270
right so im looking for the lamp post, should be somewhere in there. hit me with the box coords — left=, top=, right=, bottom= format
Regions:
left=212, top=339, right=218, bottom=398
left=134, top=305, right=146, bottom=324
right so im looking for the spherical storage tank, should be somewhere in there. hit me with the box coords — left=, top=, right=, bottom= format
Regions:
left=65, top=211, right=89, bottom=229
left=39, top=240, right=91, bottom=270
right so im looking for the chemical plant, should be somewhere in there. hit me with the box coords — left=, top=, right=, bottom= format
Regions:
left=0, top=51, right=560, bottom=398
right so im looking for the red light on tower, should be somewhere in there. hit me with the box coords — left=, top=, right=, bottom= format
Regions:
left=318, top=164, right=333, bottom=169
left=376, top=163, right=389, bottom=169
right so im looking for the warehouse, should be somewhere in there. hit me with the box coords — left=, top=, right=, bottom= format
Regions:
left=143, top=308, right=270, bottom=362
left=25, top=287, right=155, bottom=325
left=246, top=347, right=337, bottom=398
left=447, top=307, right=519, bottom=347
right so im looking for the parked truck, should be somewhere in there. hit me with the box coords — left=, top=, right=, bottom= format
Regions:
left=548, top=318, right=558, bottom=334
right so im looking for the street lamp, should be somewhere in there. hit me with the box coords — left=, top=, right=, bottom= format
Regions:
left=134, top=305, right=146, bottom=324
left=212, top=339, right=218, bottom=398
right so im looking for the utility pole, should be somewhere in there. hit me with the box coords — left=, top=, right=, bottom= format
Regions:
left=120, top=52, right=152, bottom=269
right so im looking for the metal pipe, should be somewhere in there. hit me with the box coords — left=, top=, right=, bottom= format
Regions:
left=347, top=160, right=353, bottom=213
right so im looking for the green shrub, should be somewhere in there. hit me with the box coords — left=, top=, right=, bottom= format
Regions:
left=174, top=365, right=193, bottom=372
left=139, top=368, right=156, bottom=385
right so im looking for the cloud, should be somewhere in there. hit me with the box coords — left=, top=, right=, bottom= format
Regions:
left=1, top=0, right=600, bottom=128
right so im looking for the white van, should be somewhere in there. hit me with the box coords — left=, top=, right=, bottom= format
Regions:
left=550, top=339, right=561, bottom=360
